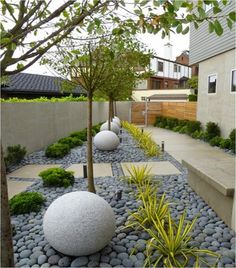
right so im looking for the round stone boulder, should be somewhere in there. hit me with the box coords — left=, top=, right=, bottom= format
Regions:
left=112, top=118, right=121, bottom=127
left=94, top=130, right=120, bottom=151
left=43, top=191, right=116, bottom=256
left=100, top=121, right=120, bottom=135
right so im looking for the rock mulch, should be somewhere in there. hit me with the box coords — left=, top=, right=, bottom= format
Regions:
left=10, top=130, right=235, bottom=267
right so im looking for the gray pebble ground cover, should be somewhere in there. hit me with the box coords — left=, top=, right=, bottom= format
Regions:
left=10, top=131, right=235, bottom=267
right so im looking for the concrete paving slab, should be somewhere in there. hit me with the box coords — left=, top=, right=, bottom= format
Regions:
left=66, top=163, right=113, bottom=178
left=7, top=180, right=34, bottom=199
left=121, top=161, right=181, bottom=176
left=7, top=164, right=61, bottom=179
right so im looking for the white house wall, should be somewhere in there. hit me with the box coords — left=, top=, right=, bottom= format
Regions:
left=150, top=58, right=191, bottom=79
left=197, top=49, right=236, bottom=137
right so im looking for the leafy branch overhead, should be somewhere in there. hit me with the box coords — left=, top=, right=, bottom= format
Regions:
left=1, top=0, right=235, bottom=76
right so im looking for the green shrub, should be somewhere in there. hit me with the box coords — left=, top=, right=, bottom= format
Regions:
left=206, top=122, right=221, bottom=141
left=219, top=139, right=232, bottom=150
left=92, top=123, right=102, bottom=134
left=4, top=145, right=26, bottom=168
left=39, top=167, right=74, bottom=187
left=188, top=94, right=197, bottom=101
left=191, top=130, right=200, bottom=139
left=166, top=117, right=179, bottom=129
left=179, top=126, right=188, bottom=134
left=10, top=192, right=45, bottom=215
left=173, top=126, right=182, bottom=132
left=229, top=129, right=235, bottom=153
left=186, top=120, right=201, bottom=135
left=58, top=137, right=83, bottom=148
left=209, top=136, right=222, bottom=147
left=45, top=143, right=70, bottom=158
left=154, top=116, right=164, bottom=127
left=70, top=130, right=87, bottom=141
left=178, top=119, right=189, bottom=127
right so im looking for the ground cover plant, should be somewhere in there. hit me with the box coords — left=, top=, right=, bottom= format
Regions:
left=39, top=167, right=74, bottom=188
left=154, top=116, right=235, bottom=153
left=4, top=145, right=26, bottom=169
left=9, top=192, right=45, bottom=215
left=122, top=121, right=160, bottom=157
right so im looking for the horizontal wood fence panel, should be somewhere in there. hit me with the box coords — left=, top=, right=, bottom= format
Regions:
left=131, top=102, right=197, bottom=125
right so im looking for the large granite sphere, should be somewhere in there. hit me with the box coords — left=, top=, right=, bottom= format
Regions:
left=43, top=191, right=116, bottom=256
left=94, top=130, right=120, bottom=151
left=114, top=116, right=121, bottom=124
left=100, top=121, right=120, bottom=135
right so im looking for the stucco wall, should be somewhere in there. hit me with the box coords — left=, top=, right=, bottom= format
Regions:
left=197, top=49, right=236, bottom=137
left=1, top=101, right=131, bottom=153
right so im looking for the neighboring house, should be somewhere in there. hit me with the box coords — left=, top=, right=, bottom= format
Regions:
left=1, top=73, right=86, bottom=99
left=189, top=0, right=236, bottom=137
left=133, top=52, right=194, bottom=101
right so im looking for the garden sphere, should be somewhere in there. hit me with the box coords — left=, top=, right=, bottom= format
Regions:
left=94, top=130, right=120, bottom=151
left=100, top=121, right=120, bottom=135
left=112, top=117, right=121, bottom=127
left=43, top=191, right=116, bottom=256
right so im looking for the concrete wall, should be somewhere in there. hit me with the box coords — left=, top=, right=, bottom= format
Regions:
left=197, top=49, right=236, bottom=137
left=1, top=101, right=131, bottom=153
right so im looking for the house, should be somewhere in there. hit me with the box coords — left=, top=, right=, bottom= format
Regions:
left=133, top=51, right=194, bottom=101
left=1, top=73, right=86, bottom=99
left=189, top=0, right=236, bottom=137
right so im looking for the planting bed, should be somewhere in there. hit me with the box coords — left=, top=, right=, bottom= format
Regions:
left=9, top=131, right=235, bottom=267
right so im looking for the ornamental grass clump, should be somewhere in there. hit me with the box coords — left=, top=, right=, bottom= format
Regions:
left=122, top=121, right=160, bottom=157
left=10, top=192, right=45, bottom=215
left=143, top=212, right=220, bottom=268
left=125, top=164, right=152, bottom=186
left=39, top=167, right=74, bottom=187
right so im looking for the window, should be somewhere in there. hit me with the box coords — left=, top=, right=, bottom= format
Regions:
left=151, top=79, right=161, bottom=89
left=174, top=64, right=181, bottom=73
left=208, top=74, right=217, bottom=94
left=232, top=70, right=236, bottom=92
left=158, top=61, right=163, bottom=72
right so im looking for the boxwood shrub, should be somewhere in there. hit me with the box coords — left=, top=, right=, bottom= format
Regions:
left=229, top=129, right=235, bottom=153
left=39, top=167, right=74, bottom=187
left=58, top=137, right=83, bottom=148
left=219, top=138, right=232, bottom=150
left=10, top=192, right=45, bottom=215
left=70, top=130, right=87, bottom=141
left=205, top=122, right=221, bottom=141
left=4, top=145, right=26, bottom=168
left=45, top=143, right=70, bottom=158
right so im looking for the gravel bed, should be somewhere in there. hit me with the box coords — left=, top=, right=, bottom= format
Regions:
left=9, top=131, right=235, bottom=267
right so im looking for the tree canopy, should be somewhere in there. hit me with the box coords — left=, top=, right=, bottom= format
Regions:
left=1, top=0, right=235, bottom=76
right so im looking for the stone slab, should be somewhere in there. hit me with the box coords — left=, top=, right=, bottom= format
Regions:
left=7, top=180, right=35, bottom=199
left=121, top=161, right=181, bottom=176
left=66, top=163, right=113, bottom=178
left=7, top=164, right=61, bottom=179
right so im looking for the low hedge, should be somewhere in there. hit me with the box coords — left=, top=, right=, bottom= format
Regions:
left=154, top=116, right=235, bottom=153
left=45, top=143, right=70, bottom=158
left=10, top=192, right=45, bottom=215
left=39, top=167, right=74, bottom=187
left=70, top=130, right=87, bottom=141
left=58, top=137, right=83, bottom=148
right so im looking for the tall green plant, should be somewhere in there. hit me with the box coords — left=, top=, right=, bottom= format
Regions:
left=143, top=212, right=220, bottom=268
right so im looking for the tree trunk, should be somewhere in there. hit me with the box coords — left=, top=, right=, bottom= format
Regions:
left=108, top=97, right=112, bottom=131
left=111, top=98, right=114, bottom=119
left=114, top=101, right=117, bottom=116
left=1, top=145, right=14, bottom=268
left=87, top=94, right=96, bottom=193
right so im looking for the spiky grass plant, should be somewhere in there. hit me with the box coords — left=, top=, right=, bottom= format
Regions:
left=122, top=121, right=160, bottom=157
left=143, top=211, right=220, bottom=268
left=125, top=164, right=152, bottom=186
left=127, top=193, right=170, bottom=230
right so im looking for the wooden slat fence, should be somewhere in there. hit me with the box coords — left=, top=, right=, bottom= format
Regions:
left=131, top=102, right=197, bottom=125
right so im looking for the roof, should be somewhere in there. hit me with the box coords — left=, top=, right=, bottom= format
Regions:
left=147, top=94, right=188, bottom=101
left=1, top=73, right=86, bottom=96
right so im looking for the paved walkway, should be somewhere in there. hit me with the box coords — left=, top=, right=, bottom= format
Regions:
left=145, top=127, right=235, bottom=188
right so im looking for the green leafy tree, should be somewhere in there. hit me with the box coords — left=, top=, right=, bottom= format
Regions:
left=1, top=0, right=235, bottom=76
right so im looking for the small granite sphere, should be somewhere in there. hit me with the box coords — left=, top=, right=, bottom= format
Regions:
left=112, top=118, right=121, bottom=127
left=114, top=116, right=121, bottom=124
left=94, top=130, right=120, bottom=151
left=43, top=191, right=116, bottom=256
left=100, top=121, right=120, bottom=135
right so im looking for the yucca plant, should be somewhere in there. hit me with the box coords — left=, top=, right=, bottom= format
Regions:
left=127, top=193, right=170, bottom=230
left=124, top=164, right=152, bottom=186
left=136, top=179, right=158, bottom=201
left=143, top=211, right=220, bottom=268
